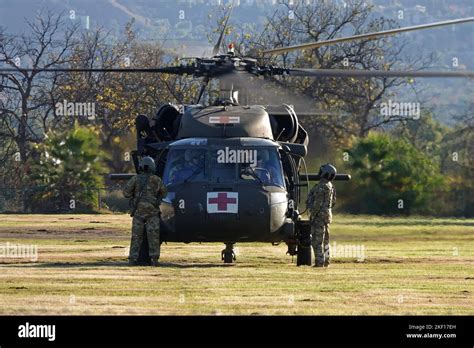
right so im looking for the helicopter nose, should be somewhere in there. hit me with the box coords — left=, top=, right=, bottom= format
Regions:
left=178, top=185, right=272, bottom=241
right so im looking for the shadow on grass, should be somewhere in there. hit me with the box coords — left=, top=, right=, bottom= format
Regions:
left=4, top=260, right=242, bottom=269
left=158, top=262, right=239, bottom=268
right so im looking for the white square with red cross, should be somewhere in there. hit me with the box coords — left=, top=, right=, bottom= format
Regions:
left=206, top=192, right=238, bottom=214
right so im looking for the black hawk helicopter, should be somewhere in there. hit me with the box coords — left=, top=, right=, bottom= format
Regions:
left=1, top=6, right=473, bottom=265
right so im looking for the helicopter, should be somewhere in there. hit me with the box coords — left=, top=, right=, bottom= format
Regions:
left=1, top=5, right=473, bottom=265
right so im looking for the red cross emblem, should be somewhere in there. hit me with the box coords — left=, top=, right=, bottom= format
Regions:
left=207, top=192, right=238, bottom=213
left=209, top=116, right=240, bottom=124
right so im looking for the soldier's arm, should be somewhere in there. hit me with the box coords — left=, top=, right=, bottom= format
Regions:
left=123, top=176, right=136, bottom=199
left=151, top=176, right=167, bottom=199
left=158, top=177, right=167, bottom=199
left=332, top=186, right=337, bottom=207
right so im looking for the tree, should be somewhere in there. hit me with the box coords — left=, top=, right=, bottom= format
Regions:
left=0, top=14, right=195, bottom=200
left=437, top=106, right=473, bottom=216
left=344, top=132, right=444, bottom=215
left=52, top=20, right=198, bottom=174
left=224, top=0, right=433, bottom=145
left=0, top=11, right=78, bottom=199
left=30, top=122, right=107, bottom=212
left=391, top=112, right=447, bottom=159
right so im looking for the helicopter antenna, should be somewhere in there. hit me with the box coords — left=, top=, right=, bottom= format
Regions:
left=162, top=127, right=173, bottom=140
left=212, top=0, right=235, bottom=57
left=196, top=0, right=236, bottom=104
left=275, top=127, right=286, bottom=141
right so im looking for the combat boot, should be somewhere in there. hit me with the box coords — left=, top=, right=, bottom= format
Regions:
left=151, top=257, right=160, bottom=267
left=314, top=263, right=324, bottom=268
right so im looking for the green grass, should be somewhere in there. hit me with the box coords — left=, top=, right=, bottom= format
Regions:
left=0, top=214, right=472, bottom=315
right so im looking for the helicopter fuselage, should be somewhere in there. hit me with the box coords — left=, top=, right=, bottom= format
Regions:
left=111, top=103, right=346, bottom=264
left=135, top=103, right=308, bottom=244
left=158, top=137, right=293, bottom=243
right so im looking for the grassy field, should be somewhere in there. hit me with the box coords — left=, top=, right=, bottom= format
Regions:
left=0, top=214, right=472, bottom=315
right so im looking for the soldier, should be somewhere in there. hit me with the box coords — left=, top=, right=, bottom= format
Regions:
left=123, top=156, right=167, bottom=266
left=307, top=163, right=337, bottom=267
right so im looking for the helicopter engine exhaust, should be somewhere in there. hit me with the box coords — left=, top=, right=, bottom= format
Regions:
left=154, top=104, right=182, bottom=141
left=267, top=104, right=300, bottom=143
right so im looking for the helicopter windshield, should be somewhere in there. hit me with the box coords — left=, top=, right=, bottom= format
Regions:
left=239, top=149, right=285, bottom=187
left=163, top=148, right=207, bottom=185
left=163, top=147, right=285, bottom=188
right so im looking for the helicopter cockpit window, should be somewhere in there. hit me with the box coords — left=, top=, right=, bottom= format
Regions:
left=163, top=149, right=206, bottom=185
left=210, top=150, right=237, bottom=183
left=163, top=147, right=285, bottom=187
left=240, top=149, right=285, bottom=188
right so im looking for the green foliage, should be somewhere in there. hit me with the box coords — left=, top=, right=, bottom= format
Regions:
left=391, top=113, right=448, bottom=158
left=31, top=123, right=108, bottom=212
left=390, top=114, right=473, bottom=216
left=344, top=132, right=444, bottom=215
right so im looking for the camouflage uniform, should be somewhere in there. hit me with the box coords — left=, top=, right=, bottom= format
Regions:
left=123, top=173, right=167, bottom=262
left=307, top=178, right=336, bottom=266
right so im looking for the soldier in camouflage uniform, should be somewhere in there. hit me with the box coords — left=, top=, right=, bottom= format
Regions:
left=307, top=163, right=337, bottom=267
left=123, top=156, right=167, bottom=266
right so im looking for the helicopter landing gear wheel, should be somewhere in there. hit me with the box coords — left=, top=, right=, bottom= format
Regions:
left=296, top=230, right=312, bottom=266
left=221, top=243, right=236, bottom=264
left=296, top=245, right=312, bottom=266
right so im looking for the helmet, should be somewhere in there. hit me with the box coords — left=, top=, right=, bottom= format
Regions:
left=318, top=163, right=337, bottom=181
left=139, top=156, right=156, bottom=173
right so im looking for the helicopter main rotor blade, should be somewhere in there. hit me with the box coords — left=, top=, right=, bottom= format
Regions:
left=212, top=0, right=236, bottom=56
left=196, top=76, right=210, bottom=104
left=0, top=67, right=185, bottom=74
left=263, top=17, right=474, bottom=55
left=288, top=68, right=474, bottom=78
